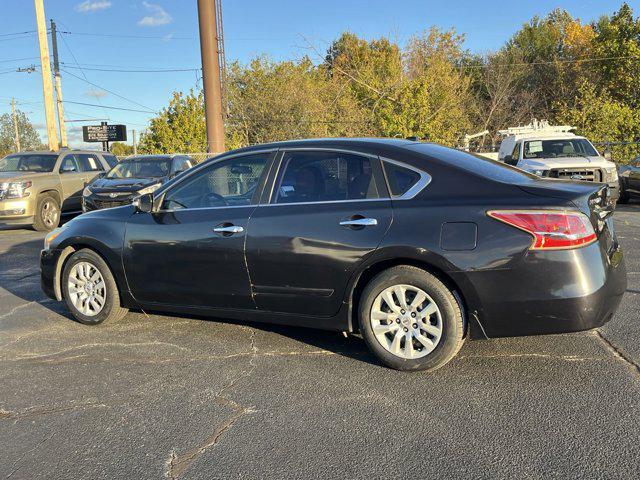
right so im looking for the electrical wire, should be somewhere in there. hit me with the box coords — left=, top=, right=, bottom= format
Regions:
left=60, top=68, right=157, bottom=113
left=59, top=30, right=195, bottom=40
left=63, top=100, right=158, bottom=113
left=60, top=63, right=200, bottom=73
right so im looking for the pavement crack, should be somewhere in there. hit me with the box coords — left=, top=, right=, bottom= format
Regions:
left=6, top=432, right=55, bottom=479
left=459, top=353, right=600, bottom=362
left=0, top=402, right=108, bottom=422
left=593, top=330, right=640, bottom=378
left=10, top=341, right=193, bottom=361
left=165, top=328, right=258, bottom=479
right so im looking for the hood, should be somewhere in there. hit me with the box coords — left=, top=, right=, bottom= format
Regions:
left=0, top=171, right=53, bottom=182
left=520, top=156, right=615, bottom=170
left=89, top=176, right=163, bottom=193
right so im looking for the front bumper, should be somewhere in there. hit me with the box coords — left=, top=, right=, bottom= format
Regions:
left=83, top=194, right=134, bottom=212
left=40, top=248, right=62, bottom=300
left=0, top=199, right=35, bottom=226
left=456, top=234, right=627, bottom=338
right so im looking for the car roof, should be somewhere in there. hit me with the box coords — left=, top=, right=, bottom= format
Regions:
left=214, top=138, right=422, bottom=159
left=120, top=154, right=180, bottom=161
left=8, top=149, right=106, bottom=155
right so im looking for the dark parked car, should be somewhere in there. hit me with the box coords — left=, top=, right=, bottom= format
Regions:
left=618, top=158, right=640, bottom=204
left=41, top=139, right=627, bottom=371
left=82, top=154, right=194, bottom=211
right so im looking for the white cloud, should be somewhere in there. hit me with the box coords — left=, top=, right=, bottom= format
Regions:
left=75, top=1, right=112, bottom=13
left=84, top=89, right=108, bottom=99
left=138, top=2, right=172, bottom=27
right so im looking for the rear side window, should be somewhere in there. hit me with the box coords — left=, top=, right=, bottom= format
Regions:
left=59, top=155, right=81, bottom=173
left=77, top=153, right=103, bottom=171
left=383, top=162, right=421, bottom=197
left=102, top=154, right=119, bottom=168
left=275, top=151, right=378, bottom=204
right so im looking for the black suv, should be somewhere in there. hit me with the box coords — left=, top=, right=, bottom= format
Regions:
left=82, top=154, right=194, bottom=211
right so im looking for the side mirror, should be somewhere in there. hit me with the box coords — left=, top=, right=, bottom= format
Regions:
left=133, top=193, right=154, bottom=213
left=604, top=151, right=612, bottom=160
left=61, top=165, right=77, bottom=173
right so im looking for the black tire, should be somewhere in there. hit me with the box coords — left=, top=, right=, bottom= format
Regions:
left=33, top=193, right=61, bottom=231
left=359, top=265, right=465, bottom=372
left=61, top=249, right=128, bottom=325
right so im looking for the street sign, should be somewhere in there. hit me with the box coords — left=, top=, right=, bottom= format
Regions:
left=82, top=124, right=127, bottom=142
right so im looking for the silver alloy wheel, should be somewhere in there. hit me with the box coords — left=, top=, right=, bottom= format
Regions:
left=41, top=200, right=59, bottom=228
left=370, top=284, right=443, bottom=359
left=67, top=262, right=107, bottom=317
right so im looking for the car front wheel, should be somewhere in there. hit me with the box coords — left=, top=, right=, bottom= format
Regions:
left=33, top=193, right=60, bottom=231
left=359, top=265, right=465, bottom=371
left=61, top=249, right=128, bottom=325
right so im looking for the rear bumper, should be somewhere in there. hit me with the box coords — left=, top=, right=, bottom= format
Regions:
left=457, top=240, right=627, bottom=338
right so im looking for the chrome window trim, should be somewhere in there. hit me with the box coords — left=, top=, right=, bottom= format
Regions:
left=380, top=157, right=432, bottom=200
left=154, top=148, right=277, bottom=212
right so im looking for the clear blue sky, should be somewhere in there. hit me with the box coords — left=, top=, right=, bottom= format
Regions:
left=1, top=0, right=637, bottom=149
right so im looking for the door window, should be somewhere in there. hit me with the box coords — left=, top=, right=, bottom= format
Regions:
left=275, top=151, right=378, bottom=204
left=161, top=154, right=269, bottom=210
left=77, top=153, right=104, bottom=171
left=59, top=155, right=81, bottom=173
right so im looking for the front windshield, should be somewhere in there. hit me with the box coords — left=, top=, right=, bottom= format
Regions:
left=106, top=158, right=170, bottom=179
left=0, top=154, right=57, bottom=173
left=523, top=139, right=598, bottom=159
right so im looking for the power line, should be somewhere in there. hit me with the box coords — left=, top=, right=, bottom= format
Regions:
left=60, top=63, right=200, bottom=73
left=59, top=30, right=195, bottom=40
left=0, top=30, right=37, bottom=37
left=0, top=56, right=39, bottom=64
left=60, top=68, right=157, bottom=113
left=63, top=100, right=158, bottom=113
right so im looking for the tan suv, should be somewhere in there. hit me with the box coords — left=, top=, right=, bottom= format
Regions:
left=0, top=150, right=117, bottom=231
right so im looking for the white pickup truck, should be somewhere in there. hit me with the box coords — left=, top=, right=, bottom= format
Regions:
left=494, top=120, right=619, bottom=199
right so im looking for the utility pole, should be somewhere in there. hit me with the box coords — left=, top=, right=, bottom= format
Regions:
left=50, top=19, right=68, bottom=148
left=11, top=99, right=21, bottom=152
left=132, top=129, right=137, bottom=155
left=34, top=0, right=59, bottom=151
left=197, top=0, right=225, bottom=154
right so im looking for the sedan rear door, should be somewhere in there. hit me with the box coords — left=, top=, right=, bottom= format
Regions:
left=245, top=149, right=392, bottom=317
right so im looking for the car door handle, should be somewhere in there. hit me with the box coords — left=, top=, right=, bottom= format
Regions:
left=339, top=217, right=378, bottom=227
left=213, top=225, right=244, bottom=234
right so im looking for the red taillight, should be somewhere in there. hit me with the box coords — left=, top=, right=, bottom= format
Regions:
left=487, top=210, right=597, bottom=250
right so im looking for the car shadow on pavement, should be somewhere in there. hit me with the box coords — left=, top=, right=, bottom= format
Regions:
left=0, top=236, right=379, bottom=365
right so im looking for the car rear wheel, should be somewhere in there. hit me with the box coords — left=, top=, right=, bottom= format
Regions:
left=33, top=193, right=60, bottom=231
left=359, top=265, right=465, bottom=371
left=61, top=249, right=128, bottom=325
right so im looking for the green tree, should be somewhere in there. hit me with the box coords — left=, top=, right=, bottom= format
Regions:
left=110, top=142, right=134, bottom=156
left=138, top=90, right=206, bottom=153
left=556, top=81, right=640, bottom=162
left=0, top=109, right=45, bottom=157
left=592, top=2, right=640, bottom=107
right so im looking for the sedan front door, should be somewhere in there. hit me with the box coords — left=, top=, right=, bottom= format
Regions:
left=245, top=149, right=392, bottom=317
left=123, top=151, right=274, bottom=309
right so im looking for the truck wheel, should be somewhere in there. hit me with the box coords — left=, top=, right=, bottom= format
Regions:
left=359, top=265, right=465, bottom=372
left=33, top=193, right=61, bottom=231
left=61, top=249, right=129, bottom=325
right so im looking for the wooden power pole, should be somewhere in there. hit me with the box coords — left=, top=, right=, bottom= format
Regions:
left=197, top=0, right=225, bottom=154
left=132, top=129, right=137, bottom=155
left=50, top=20, right=68, bottom=148
left=11, top=99, right=21, bottom=152
left=34, top=0, right=59, bottom=151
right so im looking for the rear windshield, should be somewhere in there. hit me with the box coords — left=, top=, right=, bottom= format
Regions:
left=0, top=154, right=57, bottom=173
left=106, top=157, right=170, bottom=179
left=406, top=143, right=536, bottom=183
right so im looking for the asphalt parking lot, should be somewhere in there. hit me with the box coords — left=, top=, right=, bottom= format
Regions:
left=1, top=205, right=639, bottom=480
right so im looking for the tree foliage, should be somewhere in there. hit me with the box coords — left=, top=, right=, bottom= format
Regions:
left=0, top=110, right=45, bottom=157
left=142, top=2, right=640, bottom=162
